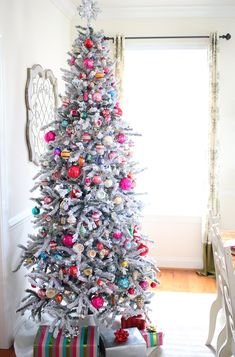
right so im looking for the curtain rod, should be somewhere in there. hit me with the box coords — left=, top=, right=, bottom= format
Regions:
left=104, top=33, right=231, bottom=41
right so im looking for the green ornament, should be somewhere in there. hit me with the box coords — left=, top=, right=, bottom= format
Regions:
left=129, top=228, right=134, bottom=236
left=80, top=226, right=86, bottom=235
left=86, top=154, right=92, bottom=161
left=81, top=112, right=87, bottom=119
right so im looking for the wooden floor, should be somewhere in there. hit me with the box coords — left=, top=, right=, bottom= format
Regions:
left=0, top=269, right=216, bottom=357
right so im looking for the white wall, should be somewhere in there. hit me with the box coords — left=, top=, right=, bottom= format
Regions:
left=0, top=0, right=71, bottom=348
left=71, top=16, right=235, bottom=267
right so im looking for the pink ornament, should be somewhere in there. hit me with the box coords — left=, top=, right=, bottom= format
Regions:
left=70, top=109, right=78, bottom=116
left=102, top=108, right=110, bottom=117
left=96, top=144, right=105, bottom=155
left=103, top=67, right=109, bottom=74
left=37, top=289, right=46, bottom=299
left=84, top=177, right=91, bottom=186
left=91, top=295, right=104, bottom=309
left=97, top=278, right=103, bottom=286
left=62, top=234, right=74, bottom=247
left=94, top=118, right=102, bottom=127
left=119, top=177, right=133, bottom=191
left=108, top=151, right=117, bottom=160
left=83, top=58, right=94, bottom=69
left=44, top=196, right=52, bottom=204
left=104, top=116, right=111, bottom=124
left=97, top=242, right=103, bottom=251
left=70, top=57, right=76, bottom=65
left=113, top=231, right=122, bottom=239
left=53, top=148, right=61, bottom=155
left=79, top=72, right=87, bottom=79
left=139, top=280, right=149, bottom=290
left=44, top=131, right=56, bottom=143
left=128, top=288, right=136, bottom=295
left=92, top=212, right=101, bottom=221
left=93, top=175, right=102, bottom=185
left=83, top=92, right=89, bottom=101
left=92, top=92, right=102, bottom=102
left=62, top=99, right=70, bottom=108
left=82, top=132, right=91, bottom=142
left=116, top=133, right=126, bottom=144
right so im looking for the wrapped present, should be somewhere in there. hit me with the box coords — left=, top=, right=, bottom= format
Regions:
left=100, top=327, right=147, bottom=357
left=33, top=325, right=99, bottom=357
left=121, top=315, right=146, bottom=330
left=140, top=329, right=163, bottom=347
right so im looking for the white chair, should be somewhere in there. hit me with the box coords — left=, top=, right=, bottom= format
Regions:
left=207, top=224, right=235, bottom=357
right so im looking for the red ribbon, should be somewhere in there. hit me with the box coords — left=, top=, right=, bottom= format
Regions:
left=114, top=328, right=129, bottom=343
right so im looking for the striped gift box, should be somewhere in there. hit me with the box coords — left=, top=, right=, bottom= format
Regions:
left=140, top=330, right=163, bottom=347
left=33, top=325, right=99, bottom=357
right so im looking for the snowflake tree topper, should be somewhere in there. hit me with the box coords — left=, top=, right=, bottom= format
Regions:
left=78, top=0, right=101, bottom=25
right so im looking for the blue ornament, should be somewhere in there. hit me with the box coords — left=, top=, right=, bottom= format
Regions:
left=32, top=207, right=40, bottom=215
left=117, top=276, right=130, bottom=289
left=61, top=120, right=68, bottom=128
left=39, top=252, right=48, bottom=261
left=96, top=156, right=104, bottom=165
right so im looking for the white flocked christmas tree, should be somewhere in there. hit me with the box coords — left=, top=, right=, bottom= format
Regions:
left=15, top=0, right=159, bottom=337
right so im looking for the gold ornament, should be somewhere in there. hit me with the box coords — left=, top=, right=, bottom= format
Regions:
left=87, top=250, right=96, bottom=258
left=95, top=72, right=104, bottom=79
left=132, top=270, right=140, bottom=280
left=61, top=150, right=70, bottom=159
left=83, top=268, right=93, bottom=276
left=121, top=261, right=129, bottom=268
left=136, top=295, right=145, bottom=309
left=113, top=196, right=122, bottom=205
left=25, top=258, right=33, bottom=265
left=46, top=288, right=57, bottom=299
left=61, top=217, right=67, bottom=224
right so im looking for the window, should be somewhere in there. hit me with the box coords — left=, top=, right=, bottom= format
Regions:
left=124, top=43, right=209, bottom=217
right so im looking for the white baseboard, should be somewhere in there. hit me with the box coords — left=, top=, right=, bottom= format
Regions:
left=156, top=257, right=203, bottom=269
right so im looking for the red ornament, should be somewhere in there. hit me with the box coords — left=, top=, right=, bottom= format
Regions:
left=137, top=243, right=149, bottom=256
left=50, top=241, right=57, bottom=250
left=55, top=294, right=63, bottom=303
left=70, top=109, right=78, bottom=116
left=97, top=278, right=103, bottom=286
left=114, top=329, right=129, bottom=343
left=128, top=288, right=136, bottom=295
left=68, top=265, right=78, bottom=278
left=150, top=282, right=158, bottom=288
left=70, top=188, right=80, bottom=198
left=67, top=166, right=81, bottom=179
left=31, top=284, right=36, bottom=288
left=84, top=38, right=94, bottom=48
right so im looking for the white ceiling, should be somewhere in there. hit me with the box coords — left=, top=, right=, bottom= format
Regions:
left=73, top=0, right=235, bottom=6
left=52, top=0, right=235, bottom=19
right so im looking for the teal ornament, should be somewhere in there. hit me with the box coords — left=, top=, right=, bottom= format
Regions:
left=108, top=90, right=116, bottom=98
left=53, top=253, right=62, bottom=261
left=117, top=276, right=130, bottom=289
left=32, top=207, right=40, bottom=215
left=39, top=252, right=48, bottom=261
left=81, top=112, right=87, bottom=119
left=61, top=120, right=68, bottom=128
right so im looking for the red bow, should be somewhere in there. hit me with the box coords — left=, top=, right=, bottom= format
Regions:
left=114, top=328, right=129, bottom=343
